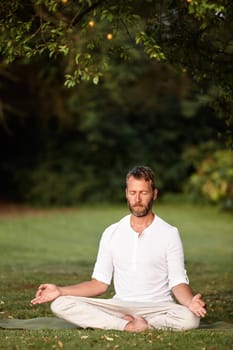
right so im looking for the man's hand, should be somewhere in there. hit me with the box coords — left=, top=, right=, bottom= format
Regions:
left=172, top=284, right=207, bottom=318
left=31, top=283, right=61, bottom=305
left=188, top=293, right=207, bottom=318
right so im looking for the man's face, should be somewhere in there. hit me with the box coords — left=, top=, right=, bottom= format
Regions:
left=125, top=176, right=158, bottom=217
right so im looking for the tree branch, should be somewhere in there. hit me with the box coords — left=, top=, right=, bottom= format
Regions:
left=70, top=0, right=104, bottom=27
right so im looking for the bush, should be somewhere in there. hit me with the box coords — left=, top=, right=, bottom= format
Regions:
left=184, top=143, right=233, bottom=209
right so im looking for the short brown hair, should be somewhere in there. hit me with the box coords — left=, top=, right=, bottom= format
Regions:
left=126, top=166, right=156, bottom=190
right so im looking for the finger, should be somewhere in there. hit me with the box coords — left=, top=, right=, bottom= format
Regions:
left=199, top=311, right=206, bottom=318
left=31, top=298, right=39, bottom=304
left=193, top=293, right=202, bottom=300
left=38, top=284, right=48, bottom=291
left=31, top=296, right=46, bottom=305
left=35, top=284, right=49, bottom=298
left=198, top=300, right=206, bottom=307
left=199, top=307, right=207, bottom=317
left=35, top=290, right=43, bottom=298
left=193, top=294, right=206, bottom=308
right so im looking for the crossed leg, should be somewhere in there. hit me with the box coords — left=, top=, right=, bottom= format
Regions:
left=51, top=296, right=199, bottom=332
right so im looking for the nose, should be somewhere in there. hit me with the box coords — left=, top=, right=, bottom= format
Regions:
left=135, top=193, right=141, bottom=203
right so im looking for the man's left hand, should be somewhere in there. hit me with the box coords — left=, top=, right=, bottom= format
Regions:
left=188, top=293, right=207, bottom=317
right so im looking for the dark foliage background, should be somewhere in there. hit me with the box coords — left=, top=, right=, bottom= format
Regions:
left=0, top=0, right=232, bottom=207
left=0, top=59, right=224, bottom=206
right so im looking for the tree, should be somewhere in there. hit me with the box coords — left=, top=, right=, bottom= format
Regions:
left=0, top=56, right=225, bottom=205
left=0, top=1, right=231, bottom=82
left=0, top=0, right=232, bottom=142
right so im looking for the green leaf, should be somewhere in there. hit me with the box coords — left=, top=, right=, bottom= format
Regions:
left=93, top=75, right=99, bottom=85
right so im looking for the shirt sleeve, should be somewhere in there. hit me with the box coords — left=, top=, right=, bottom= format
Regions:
left=91, top=224, right=116, bottom=285
left=167, top=228, right=189, bottom=289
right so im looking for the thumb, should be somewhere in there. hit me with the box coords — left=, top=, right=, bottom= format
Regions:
left=193, top=293, right=202, bottom=300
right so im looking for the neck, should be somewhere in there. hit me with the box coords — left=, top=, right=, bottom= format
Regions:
left=130, top=212, right=155, bottom=234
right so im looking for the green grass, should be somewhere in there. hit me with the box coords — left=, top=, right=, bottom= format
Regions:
left=0, top=204, right=232, bottom=349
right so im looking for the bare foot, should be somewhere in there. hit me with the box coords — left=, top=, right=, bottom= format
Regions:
left=122, top=314, right=134, bottom=322
left=124, top=316, right=149, bottom=333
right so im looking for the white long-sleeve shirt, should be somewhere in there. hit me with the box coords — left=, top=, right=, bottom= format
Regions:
left=92, top=214, right=189, bottom=303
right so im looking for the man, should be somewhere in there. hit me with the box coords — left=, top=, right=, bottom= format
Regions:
left=31, top=166, right=206, bottom=332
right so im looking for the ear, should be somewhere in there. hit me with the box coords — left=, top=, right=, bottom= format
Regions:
left=153, top=188, right=158, bottom=201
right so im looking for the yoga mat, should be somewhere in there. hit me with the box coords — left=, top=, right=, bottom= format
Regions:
left=0, top=317, right=77, bottom=329
left=0, top=318, right=232, bottom=330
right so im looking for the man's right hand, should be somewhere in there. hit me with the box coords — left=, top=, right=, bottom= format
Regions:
left=31, top=283, right=61, bottom=305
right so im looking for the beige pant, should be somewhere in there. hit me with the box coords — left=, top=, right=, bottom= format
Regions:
left=51, top=296, right=200, bottom=331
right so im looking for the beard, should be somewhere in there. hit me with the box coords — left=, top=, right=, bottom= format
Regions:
left=128, top=197, right=154, bottom=217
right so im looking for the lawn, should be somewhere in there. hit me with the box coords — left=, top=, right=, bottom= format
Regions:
left=0, top=203, right=232, bottom=349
